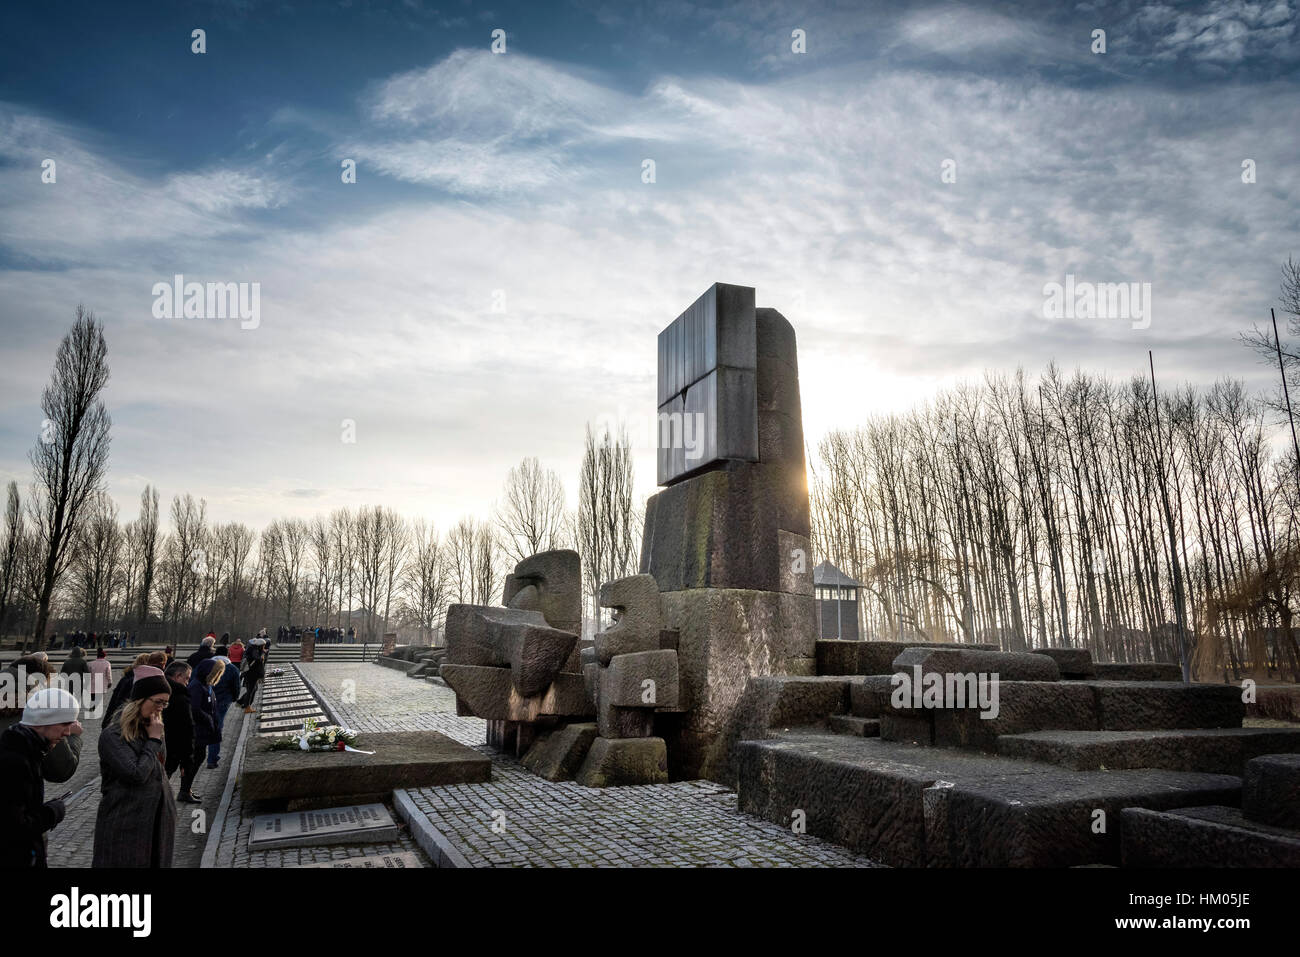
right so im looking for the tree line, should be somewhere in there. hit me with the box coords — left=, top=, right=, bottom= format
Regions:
left=1, top=308, right=640, bottom=648
left=811, top=365, right=1300, bottom=681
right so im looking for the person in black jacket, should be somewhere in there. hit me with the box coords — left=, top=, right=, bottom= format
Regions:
left=161, top=662, right=194, bottom=787
left=186, top=635, right=216, bottom=670
left=0, top=688, right=80, bottom=868
left=178, top=658, right=223, bottom=803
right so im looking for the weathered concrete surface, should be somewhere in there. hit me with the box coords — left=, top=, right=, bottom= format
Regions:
left=738, top=731, right=1240, bottom=867
left=520, top=722, right=598, bottom=782
left=575, top=735, right=669, bottom=787
left=241, top=730, right=491, bottom=802
left=505, top=549, right=582, bottom=636
left=1090, top=681, right=1243, bottom=730
left=1242, top=753, right=1300, bottom=829
left=1092, top=662, right=1182, bottom=681
left=1121, top=805, right=1300, bottom=868
left=1032, top=647, right=1095, bottom=678
left=601, top=649, right=680, bottom=708
left=658, top=587, right=816, bottom=782
left=594, top=574, right=663, bottom=665
left=441, top=664, right=589, bottom=722
left=997, top=728, right=1300, bottom=774
left=442, top=605, right=577, bottom=695
left=892, top=647, right=1061, bottom=683
left=816, top=640, right=999, bottom=677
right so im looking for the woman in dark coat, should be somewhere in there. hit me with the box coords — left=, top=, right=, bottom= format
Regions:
left=161, top=662, right=195, bottom=785
left=92, top=666, right=176, bottom=868
left=178, top=658, right=223, bottom=803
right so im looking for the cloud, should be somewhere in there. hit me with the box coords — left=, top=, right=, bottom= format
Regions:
left=0, top=33, right=1296, bottom=533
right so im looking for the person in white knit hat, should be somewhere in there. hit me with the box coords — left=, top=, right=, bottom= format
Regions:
left=0, top=687, right=81, bottom=867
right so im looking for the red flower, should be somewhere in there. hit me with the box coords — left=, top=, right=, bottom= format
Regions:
left=335, top=740, right=346, bottom=751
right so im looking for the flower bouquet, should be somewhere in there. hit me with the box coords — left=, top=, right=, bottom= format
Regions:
left=267, top=667, right=285, bottom=677
left=265, top=717, right=372, bottom=753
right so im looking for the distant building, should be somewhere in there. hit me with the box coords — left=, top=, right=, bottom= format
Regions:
left=813, top=561, right=862, bottom=640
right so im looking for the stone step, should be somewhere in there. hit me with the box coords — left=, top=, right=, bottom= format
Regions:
left=852, top=679, right=1244, bottom=750
left=1093, top=662, right=1182, bottom=681
left=996, top=728, right=1300, bottom=774
left=827, top=715, right=879, bottom=737
left=1121, top=805, right=1300, bottom=867
left=816, top=640, right=997, bottom=677
left=736, top=730, right=1240, bottom=867
left=1243, top=753, right=1300, bottom=829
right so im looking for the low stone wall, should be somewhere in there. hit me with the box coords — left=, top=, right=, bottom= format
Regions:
left=375, top=656, right=418, bottom=673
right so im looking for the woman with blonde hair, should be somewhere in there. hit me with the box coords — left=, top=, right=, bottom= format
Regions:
left=178, top=658, right=224, bottom=803
left=92, top=665, right=175, bottom=867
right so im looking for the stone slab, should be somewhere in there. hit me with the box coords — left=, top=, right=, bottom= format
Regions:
left=1242, top=753, right=1300, bottom=829
left=827, top=715, right=880, bottom=737
left=1089, top=681, right=1244, bottom=730
left=601, top=649, right=680, bottom=708
left=1121, top=805, right=1300, bottom=868
left=893, top=648, right=1060, bottom=682
left=817, top=640, right=999, bottom=677
left=1032, top=647, right=1095, bottom=678
left=241, top=730, right=491, bottom=801
left=738, top=730, right=1241, bottom=867
left=997, top=728, right=1300, bottom=774
left=297, top=851, right=424, bottom=868
left=575, top=735, right=669, bottom=787
left=248, top=803, right=397, bottom=850
left=1093, top=662, right=1182, bottom=681
left=520, top=722, right=598, bottom=781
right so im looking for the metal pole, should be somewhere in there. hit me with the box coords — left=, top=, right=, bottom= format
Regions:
left=1272, top=308, right=1300, bottom=487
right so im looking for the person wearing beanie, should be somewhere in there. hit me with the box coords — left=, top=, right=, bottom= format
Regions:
left=92, top=666, right=175, bottom=868
left=0, top=655, right=82, bottom=784
left=0, top=688, right=81, bottom=867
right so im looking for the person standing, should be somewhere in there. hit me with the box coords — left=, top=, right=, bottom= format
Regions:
left=92, top=666, right=175, bottom=868
left=88, top=650, right=112, bottom=710
left=186, top=635, right=216, bottom=670
left=161, top=662, right=194, bottom=788
left=228, top=638, right=244, bottom=670
left=206, top=656, right=240, bottom=767
left=179, top=658, right=223, bottom=802
left=240, top=632, right=267, bottom=713
left=0, top=688, right=79, bottom=868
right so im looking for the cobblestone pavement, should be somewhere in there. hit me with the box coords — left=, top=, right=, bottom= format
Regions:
left=47, top=688, right=247, bottom=868
left=299, top=662, right=881, bottom=868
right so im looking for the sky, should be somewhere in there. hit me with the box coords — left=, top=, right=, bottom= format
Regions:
left=1, top=0, right=1297, bottom=534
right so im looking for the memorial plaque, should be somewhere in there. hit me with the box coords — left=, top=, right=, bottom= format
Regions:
left=656, top=282, right=758, bottom=485
left=262, top=695, right=317, bottom=706
left=248, top=803, right=399, bottom=850
left=298, top=851, right=422, bottom=869
left=259, top=716, right=328, bottom=732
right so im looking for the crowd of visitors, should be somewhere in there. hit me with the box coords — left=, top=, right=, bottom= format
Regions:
left=278, top=624, right=357, bottom=643
left=0, top=625, right=275, bottom=868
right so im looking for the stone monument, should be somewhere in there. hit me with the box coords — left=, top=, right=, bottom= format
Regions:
left=640, top=282, right=816, bottom=781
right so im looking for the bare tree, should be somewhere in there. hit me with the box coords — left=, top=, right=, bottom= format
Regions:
left=28, top=306, right=112, bottom=648
left=577, top=424, right=638, bottom=631
left=497, top=457, right=567, bottom=564
left=0, top=482, right=22, bottom=636
left=70, top=491, right=121, bottom=633
left=134, top=484, right=160, bottom=630
left=403, top=520, right=449, bottom=645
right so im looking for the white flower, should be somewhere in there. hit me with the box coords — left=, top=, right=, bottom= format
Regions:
left=298, top=736, right=309, bottom=750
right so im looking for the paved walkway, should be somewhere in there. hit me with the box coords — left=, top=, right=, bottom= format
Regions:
left=47, top=688, right=246, bottom=868
left=299, top=662, right=880, bottom=867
